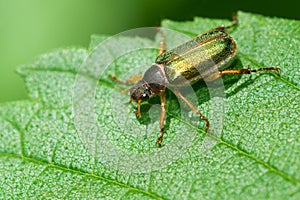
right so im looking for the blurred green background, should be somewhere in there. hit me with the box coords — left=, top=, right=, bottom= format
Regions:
left=0, top=0, right=299, bottom=102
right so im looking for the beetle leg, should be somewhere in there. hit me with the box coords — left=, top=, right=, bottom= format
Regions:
left=110, top=74, right=143, bottom=85
left=203, top=67, right=279, bottom=82
left=218, top=13, right=239, bottom=31
left=225, top=13, right=238, bottom=30
left=135, top=100, right=142, bottom=118
left=156, top=91, right=167, bottom=147
left=157, top=27, right=166, bottom=56
left=110, top=74, right=143, bottom=95
left=174, top=89, right=210, bottom=131
left=220, top=67, right=280, bottom=76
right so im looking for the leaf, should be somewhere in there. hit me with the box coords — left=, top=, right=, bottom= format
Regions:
left=0, top=11, right=299, bottom=199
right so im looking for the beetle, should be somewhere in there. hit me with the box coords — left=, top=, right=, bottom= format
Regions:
left=111, top=15, right=279, bottom=146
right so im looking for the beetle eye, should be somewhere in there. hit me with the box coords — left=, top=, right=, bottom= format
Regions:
left=140, top=93, right=149, bottom=100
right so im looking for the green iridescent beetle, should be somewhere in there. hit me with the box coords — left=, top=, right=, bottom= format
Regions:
left=111, top=15, right=279, bottom=146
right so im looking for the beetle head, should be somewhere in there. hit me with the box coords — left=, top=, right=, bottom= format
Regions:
left=130, top=80, right=152, bottom=102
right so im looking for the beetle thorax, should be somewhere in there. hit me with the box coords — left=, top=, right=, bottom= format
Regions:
left=130, top=64, right=168, bottom=102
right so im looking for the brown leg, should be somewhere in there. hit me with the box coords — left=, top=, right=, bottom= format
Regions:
left=134, top=100, right=142, bottom=118
left=110, top=74, right=143, bottom=85
left=204, top=67, right=279, bottom=82
left=109, top=74, right=143, bottom=95
left=156, top=27, right=166, bottom=56
left=218, top=13, right=238, bottom=31
left=156, top=92, right=167, bottom=146
left=174, top=89, right=210, bottom=131
left=225, top=13, right=238, bottom=30
left=220, top=67, right=279, bottom=76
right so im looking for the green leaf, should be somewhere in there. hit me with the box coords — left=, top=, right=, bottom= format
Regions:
left=0, top=11, right=299, bottom=199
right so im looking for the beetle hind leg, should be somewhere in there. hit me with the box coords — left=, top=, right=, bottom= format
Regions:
left=203, top=66, right=279, bottom=83
left=220, top=67, right=280, bottom=76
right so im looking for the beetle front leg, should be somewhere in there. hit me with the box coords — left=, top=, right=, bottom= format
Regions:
left=110, top=74, right=143, bottom=85
left=156, top=91, right=167, bottom=147
left=110, top=74, right=143, bottom=94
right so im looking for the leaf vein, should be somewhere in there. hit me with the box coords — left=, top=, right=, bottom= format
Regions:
left=0, top=152, right=165, bottom=200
